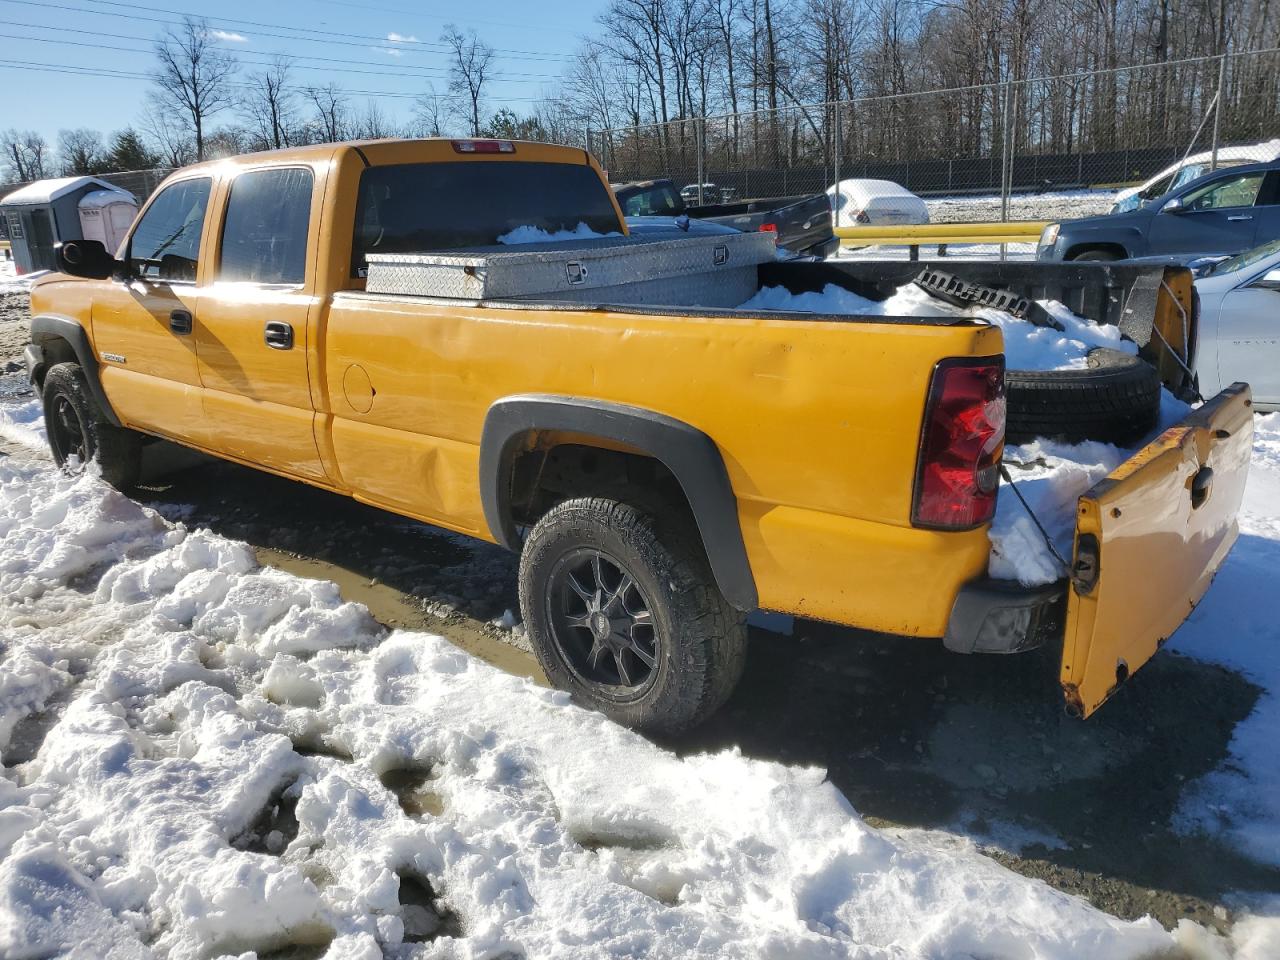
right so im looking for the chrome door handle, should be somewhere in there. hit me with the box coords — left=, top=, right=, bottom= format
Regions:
left=264, top=321, right=294, bottom=350
left=1227, top=215, right=1254, bottom=221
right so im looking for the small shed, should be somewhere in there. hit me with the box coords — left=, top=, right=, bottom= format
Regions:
left=0, top=176, right=138, bottom=276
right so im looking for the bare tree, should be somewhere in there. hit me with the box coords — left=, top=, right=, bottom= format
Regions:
left=152, top=16, right=238, bottom=161
left=305, top=83, right=349, bottom=142
left=354, top=101, right=397, bottom=139
left=442, top=25, right=495, bottom=136
left=1, top=129, right=49, bottom=181
left=57, top=128, right=106, bottom=175
left=141, top=104, right=196, bottom=167
left=412, top=83, right=447, bottom=137
left=242, top=56, right=296, bottom=150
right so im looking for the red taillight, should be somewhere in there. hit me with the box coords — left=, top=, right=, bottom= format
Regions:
left=759, top=223, right=778, bottom=243
left=912, top=357, right=1005, bottom=529
left=14, top=263, right=24, bottom=276
left=452, top=139, right=516, bottom=154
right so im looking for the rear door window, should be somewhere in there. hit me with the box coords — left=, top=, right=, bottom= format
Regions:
left=129, top=177, right=212, bottom=282
left=220, top=167, right=314, bottom=285
left=351, top=160, right=622, bottom=276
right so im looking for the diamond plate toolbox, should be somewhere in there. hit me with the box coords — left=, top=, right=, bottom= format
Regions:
left=364, top=231, right=776, bottom=307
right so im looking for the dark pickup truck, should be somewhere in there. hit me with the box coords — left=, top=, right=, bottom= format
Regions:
left=612, top=178, right=839, bottom=259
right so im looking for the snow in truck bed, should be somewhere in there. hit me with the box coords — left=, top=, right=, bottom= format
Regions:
left=0, top=449, right=1277, bottom=959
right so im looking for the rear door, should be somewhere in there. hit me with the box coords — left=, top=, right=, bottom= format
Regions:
left=1060, top=385, right=1253, bottom=717
left=194, top=165, right=326, bottom=480
left=1147, top=171, right=1265, bottom=254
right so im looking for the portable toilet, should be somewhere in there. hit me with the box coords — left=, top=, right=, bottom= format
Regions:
left=77, top=189, right=139, bottom=255
left=0, top=176, right=137, bottom=276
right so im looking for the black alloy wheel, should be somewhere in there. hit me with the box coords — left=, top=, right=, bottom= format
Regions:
left=547, top=547, right=659, bottom=695
left=48, top=392, right=90, bottom=469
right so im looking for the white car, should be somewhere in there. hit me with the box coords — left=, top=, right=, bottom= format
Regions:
left=1110, top=139, right=1280, bottom=215
left=1194, top=238, right=1280, bottom=409
left=827, top=179, right=928, bottom=228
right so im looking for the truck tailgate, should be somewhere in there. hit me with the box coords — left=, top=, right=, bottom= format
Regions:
left=1061, top=383, right=1253, bottom=717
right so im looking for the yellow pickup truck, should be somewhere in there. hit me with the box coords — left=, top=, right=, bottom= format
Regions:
left=26, top=138, right=1253, bottom=733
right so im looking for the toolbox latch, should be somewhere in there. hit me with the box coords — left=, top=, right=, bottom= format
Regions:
left=565, top=261, right=588, bottom=285
left=713, top=245, right=729, bottom=266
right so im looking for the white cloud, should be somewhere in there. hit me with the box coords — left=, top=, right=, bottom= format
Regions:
left=386, top=31, right=419, bottom=43
left=378, top=47, right=404, bottom=58
left=211, top=29, right=248, bottom=43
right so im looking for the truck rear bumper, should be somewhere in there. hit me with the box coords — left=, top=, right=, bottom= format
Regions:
left=943, top=576, right=1065, bottom=654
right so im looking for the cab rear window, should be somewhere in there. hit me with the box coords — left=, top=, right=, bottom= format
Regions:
left=351, top=160, right=621, bottom=277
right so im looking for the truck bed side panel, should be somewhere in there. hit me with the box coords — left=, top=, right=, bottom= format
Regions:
left=321, top=296, right=1001, bottom=635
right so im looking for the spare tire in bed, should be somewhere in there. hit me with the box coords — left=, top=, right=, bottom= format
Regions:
left=1005, top=348, right=1161, bottom=446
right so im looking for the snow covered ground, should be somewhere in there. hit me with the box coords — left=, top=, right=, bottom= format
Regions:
left=1, top=270, right=1279, bottom=955
left=0, top=437, right=1277, bottom=959
left=924, top=188, right=1120, bottom=225
left=0, top=254, right=22, bottom=293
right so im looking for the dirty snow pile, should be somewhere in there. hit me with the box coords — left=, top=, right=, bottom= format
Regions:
left=740, top=281, right=1133, bottom=372
left=496, top=222, right=622, bottom=245
left=1, top=457, right=1267, bottom=959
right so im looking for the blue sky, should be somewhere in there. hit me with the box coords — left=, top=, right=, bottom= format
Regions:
left=0, top=0, right=597, bottom=147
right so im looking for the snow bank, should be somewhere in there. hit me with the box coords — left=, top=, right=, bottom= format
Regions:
left=739, top=282, right=1132, bottom=371
left=0, top=255, right=22, bottom=293
left=0, top=397, right=45, bottom=449
left=0, top=458, right=1196, bottom=959
left=497, top=222, right=622, bottom=245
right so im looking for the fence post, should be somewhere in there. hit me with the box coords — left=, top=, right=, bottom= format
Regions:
left=1210, top=53, right=1227, bottom=171
left=696, top=117, right=705, bottom=204
left=998, top=81, right=1008, bottom=224
left=833, top=103, right=842, bottom=227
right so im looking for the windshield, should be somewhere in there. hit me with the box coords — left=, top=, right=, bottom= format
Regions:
left=1209, top=238, right=1280, bottom=275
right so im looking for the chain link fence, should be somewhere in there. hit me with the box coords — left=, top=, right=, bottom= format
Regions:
left=0, top=167, right=172, bottom=243
left=589, top=49, right=1280, bottom=226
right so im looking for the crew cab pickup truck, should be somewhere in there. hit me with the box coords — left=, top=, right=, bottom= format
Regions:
left=28, top=138, right=1252, bottom=734
left=612, top=177, right=839, bottom=259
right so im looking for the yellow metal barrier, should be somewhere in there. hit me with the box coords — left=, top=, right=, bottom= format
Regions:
left=836, top=220, right=1049, bottom=247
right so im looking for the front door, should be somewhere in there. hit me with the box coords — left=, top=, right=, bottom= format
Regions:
left=194, top=166, right=325, bottom=480
left=91, top=176, right=211, bottom=443
left=1146, top=171, right=1265, bottom=255
left=1217, top=270, right=1280, bottom=405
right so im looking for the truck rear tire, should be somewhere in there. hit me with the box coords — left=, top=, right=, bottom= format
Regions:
left=1005, top=348, right=1161, bottom=446
left=518, top=496, right=747, bottom=735
left=42, top=362, right=142, bottom=490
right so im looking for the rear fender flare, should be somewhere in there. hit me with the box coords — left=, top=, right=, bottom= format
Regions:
left=480, top=394, right=758, bottom=611
left=28, top=314, right=121, bottom=426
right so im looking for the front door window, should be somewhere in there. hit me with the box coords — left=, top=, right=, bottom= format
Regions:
left=128, top=178, right=212, bottom=282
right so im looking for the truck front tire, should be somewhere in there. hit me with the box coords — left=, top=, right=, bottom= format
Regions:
left=518, top=497, right=747, bottom=735
left=41, top=362, right=142, bottom=490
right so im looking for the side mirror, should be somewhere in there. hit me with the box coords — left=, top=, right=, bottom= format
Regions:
left=1162, top=196, right=1186, bottom=214
left=55, top=240, right=119, bottom=280
left=1250, top=268, right=1280, bottom=291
